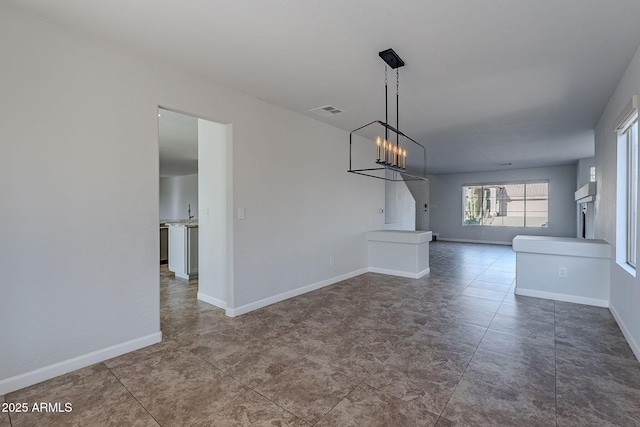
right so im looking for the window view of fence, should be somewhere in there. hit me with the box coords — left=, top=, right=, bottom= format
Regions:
left=463, top=182, right=548, bottom=227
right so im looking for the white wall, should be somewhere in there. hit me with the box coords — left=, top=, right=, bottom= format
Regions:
left=430, top=165, right=577, bottom=244
left=0, top=4, right=384, bottom=393
left=593, top=44, right=640, bottom=361
left=232, top=122, right=384, bottom=310
left=196, top=119, right=230, bottom=309
left=576, top=157, right=595, bottom=188
left=159, top=174, right=198, bottom=220
left=576, top=157, right=596, bottom=238
left=384, top=178, right=416, bottom=230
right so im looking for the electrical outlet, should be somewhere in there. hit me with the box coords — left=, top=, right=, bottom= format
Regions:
left=558, top=267, right=567, bottom=278
left=378, top=208, right=384, bottom=214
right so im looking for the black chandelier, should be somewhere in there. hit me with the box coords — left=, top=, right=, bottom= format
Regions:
left=348, top=49, right=428, bottom=181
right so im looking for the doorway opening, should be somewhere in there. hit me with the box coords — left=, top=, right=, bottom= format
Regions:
left=158, top=107, right=231, bottom=317
left=159, top=109, right=199, bottom=280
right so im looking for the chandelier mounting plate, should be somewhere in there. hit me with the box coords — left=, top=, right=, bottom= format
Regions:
left=378, top=49, right=404, bottom=69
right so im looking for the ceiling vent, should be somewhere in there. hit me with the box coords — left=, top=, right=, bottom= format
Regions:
left=310, top=105, right=344, bottom=117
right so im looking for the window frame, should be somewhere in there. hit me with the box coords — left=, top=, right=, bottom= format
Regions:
left=625, top=119, right=638, bottom=268
left=615, top=95, right=638, bottom=275
left=461, top=180, right=549, bottom=228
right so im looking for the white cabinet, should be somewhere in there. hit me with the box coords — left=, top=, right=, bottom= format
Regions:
left=168, top=224, right=198, bottom=280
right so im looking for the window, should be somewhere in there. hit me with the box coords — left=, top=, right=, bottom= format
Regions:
left=463, top=181, right=548, bottom=227
left=626, top=121, right=638, bottom=268
left=615, top=95, right=638, bottom=273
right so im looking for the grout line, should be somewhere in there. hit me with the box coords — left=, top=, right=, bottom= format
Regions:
left=313, top=375, right=370, bottom=426
left=4, top=394, right=12, bottom=427
left=554, top=300, right=558, bottom=427
left=105, top=364, right=162, bottom=427
left=184, top=336, right=316, bottom=426
left=243, top=388, right=309, bottom=426
left=434, top=253, right=507, bottom=424
left=435, top=307, right=500, bottom=424
left=218, top=383, right=308, bottom=427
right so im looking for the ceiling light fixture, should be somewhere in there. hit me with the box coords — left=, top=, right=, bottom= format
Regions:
left=348, top=49, right=427, bottom=181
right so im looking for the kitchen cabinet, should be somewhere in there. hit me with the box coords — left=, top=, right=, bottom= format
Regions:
left=167, top=223, right=198, bottom=280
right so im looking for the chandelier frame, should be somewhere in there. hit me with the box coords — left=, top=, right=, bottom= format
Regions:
left=348, top=48, right=428, bottom=182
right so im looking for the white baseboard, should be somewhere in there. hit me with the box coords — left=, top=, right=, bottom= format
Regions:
left=226, top=268, right=369, bottom=317
left=437, top=237, right=512, bottom=246
left=368, top=267, right=430, bottom=279
left=0, top=332, right=161, bottom=396
left=609, top=303, right=640, bottom=364
left=515, top=287, right=609, bottom=308
left=197, top=292, right=227, bottom=310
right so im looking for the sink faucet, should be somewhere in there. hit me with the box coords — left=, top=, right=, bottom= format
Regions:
left=188, top=204, right=194, bottom=220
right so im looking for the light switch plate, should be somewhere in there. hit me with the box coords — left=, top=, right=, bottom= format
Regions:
left=238, top=207, right=246, bottom=220
left=200, top=208, right=209, bottom=218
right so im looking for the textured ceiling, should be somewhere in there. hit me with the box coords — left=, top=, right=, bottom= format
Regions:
left=8, top=0, right=640, bottom=174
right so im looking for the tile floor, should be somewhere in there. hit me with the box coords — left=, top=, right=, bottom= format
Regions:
left=3, top=242, right=640, bottom=426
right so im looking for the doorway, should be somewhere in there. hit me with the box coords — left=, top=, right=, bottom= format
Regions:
left=404, top=179, right=430, bottom=231
left=159, top=108, right=199, bottom=279
left=158, top=107, right=231, bottom=313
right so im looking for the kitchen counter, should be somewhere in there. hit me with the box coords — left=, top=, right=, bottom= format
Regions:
left=163, top=220, right=198, bottom=228
left=168, top=223, right=199, bottom=280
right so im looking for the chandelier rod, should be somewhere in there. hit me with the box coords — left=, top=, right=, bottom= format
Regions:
left=396, top=68, right=400, bottom=148
left=384, top=66, right=389, bottom=145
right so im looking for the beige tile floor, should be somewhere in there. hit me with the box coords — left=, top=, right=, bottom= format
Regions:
left=4, top=242, right=640, bottom=426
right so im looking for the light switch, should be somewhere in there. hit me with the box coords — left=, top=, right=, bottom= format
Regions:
left=238, top=207, right=246, bottom=220
left=200, top=207, right=209, bottom=218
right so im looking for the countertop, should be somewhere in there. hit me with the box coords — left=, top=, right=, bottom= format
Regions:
left=512, top=235, right=610, bottom=258
left=367, top=230, right=432, bottom=244
left=161, top=220, right=198, bottom=228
